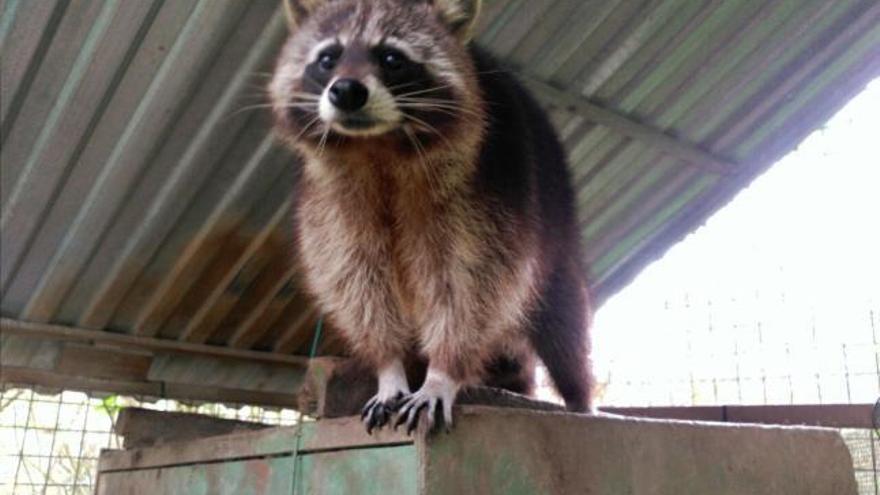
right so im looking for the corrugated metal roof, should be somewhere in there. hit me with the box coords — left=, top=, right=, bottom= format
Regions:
left=2, top=0, right=879, bottom=402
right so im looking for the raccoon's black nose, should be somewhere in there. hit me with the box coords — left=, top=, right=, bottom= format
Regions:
left=328, top=79, right=369, bottom=112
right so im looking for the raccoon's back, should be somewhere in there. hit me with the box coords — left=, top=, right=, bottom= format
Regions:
left=470, top=46, right=582, bottom=265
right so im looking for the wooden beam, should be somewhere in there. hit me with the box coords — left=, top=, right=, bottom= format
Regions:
left=116, top=408, right=271, bottom=449
left=55, top=343, right=153, bottom=382
left=0, top=365, right=298, bottom=408
left=521, top=76, right=738, bottom=175
left=1, top=317, right=307, bottom=367
left=1, top=365, right=163, bottom=397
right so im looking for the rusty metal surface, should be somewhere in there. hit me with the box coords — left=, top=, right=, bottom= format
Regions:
left=2, top=0, right=879, bottom=399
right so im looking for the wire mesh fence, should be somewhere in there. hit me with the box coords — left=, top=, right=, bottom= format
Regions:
left=0, top=387, right=300, bottom=495
left=2, top=295, right=878, bottom=493
left=589, top=291, right=880, bottom=494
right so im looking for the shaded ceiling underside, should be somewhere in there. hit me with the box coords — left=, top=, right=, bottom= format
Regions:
left=2, top=0, right=879, bottom=405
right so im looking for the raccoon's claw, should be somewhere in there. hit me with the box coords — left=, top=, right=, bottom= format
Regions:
left=394, top=370, right=458, bottom=435
left=394, top=392, right=450, bottom=435
left=361, top=392, right=405, bottom=434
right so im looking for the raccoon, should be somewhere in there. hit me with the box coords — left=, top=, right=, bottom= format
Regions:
left=270, top=0, right=594, bottom=433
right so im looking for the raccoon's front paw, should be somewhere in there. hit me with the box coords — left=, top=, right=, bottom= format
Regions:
left=362, top=360, right=410, bottom=434
left=395, top=369, right=460, bottom=435
left=361, top=391, right=406, bottom=434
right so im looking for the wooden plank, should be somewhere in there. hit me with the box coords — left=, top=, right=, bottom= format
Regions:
left=0, top=317, right=308, bottom=366
left=522, top=75, right=737, bottom=174
left=116, top=407, right=270, bottom=448
left=726, top=404, right=876, bottom=429
left=147, top=353, right=303, bottom=395
left=162, top=382, right=298, bottom=409
left=0, top=365, right=162, bottom=397
left=0, top=334, right=62, bottom=369
left=1, top=361, right=300, bottom=410
left=98, top=416, right=412, bottom=472
left=55, top=342, right=153, bottom=381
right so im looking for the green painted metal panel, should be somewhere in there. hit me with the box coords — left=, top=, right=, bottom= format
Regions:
left=98, top=457, right=295, bottom=495
left=293, top=445, right=418, bottom=495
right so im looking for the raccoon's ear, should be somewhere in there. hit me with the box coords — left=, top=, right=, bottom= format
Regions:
left=283, top=0, right=328, bottom=29
left=431, top=0, right=482, bottom=41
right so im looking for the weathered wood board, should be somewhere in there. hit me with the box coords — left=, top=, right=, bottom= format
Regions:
left=96, top=407, right=858, bottom=495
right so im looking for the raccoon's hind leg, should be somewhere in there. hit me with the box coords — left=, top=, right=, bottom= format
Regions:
left=483, top=349, right=536, bottom=395
left=362, top=359, right=410, bottom=434
left=529, top=261, right=594, bottom=412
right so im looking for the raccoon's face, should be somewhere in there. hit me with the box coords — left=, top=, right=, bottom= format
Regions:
left=271, top=0, right=483, bottom=151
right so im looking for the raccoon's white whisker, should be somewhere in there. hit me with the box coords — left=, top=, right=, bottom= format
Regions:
left=287, top=93, right=322, bottom=101
left=396, top=84, right=457, bottom=99
left=472, top=69, right=507, bottom=77
left=402, top=114, right=455, bottom=150
left=250, top=102, right=319, bottom=110
left=294, top=115, right=324, bottom=142
left=387, top=80, right=454, bottom=93
left=386, top=81, right=423, bottom=92
left=400, top=106, right=461, bottom=122
left=396, top=96, right=469, bottom=107
left=225, top=104, right=294, bottom=122
left=397, top=102, right=483, bottom=121
left=402, top=125, right=433, bottom=183
left=396, top=100, right=462, bottom=110
left=317, top=125, right=331, bottom=158
left=226, top=102, right=319, bottom=121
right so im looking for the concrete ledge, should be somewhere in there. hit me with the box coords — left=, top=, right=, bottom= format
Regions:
left=424, top=407, right=858, bottom=495
left=97, top=407, right=858, bottom=494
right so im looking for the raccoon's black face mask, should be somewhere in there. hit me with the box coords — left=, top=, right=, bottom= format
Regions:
left=270, top=0, right=484, bottom=146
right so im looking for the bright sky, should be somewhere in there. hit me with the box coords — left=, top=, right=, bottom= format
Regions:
left=589, top=78, right=880, bottom=407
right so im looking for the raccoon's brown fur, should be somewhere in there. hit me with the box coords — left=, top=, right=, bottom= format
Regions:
left=271, top=0, right=593, bottom=432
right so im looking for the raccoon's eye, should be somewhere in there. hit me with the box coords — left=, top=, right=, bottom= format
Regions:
left=379, top=49, right=409, bottom=72
left=318, top=50, right=340, bottom=71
